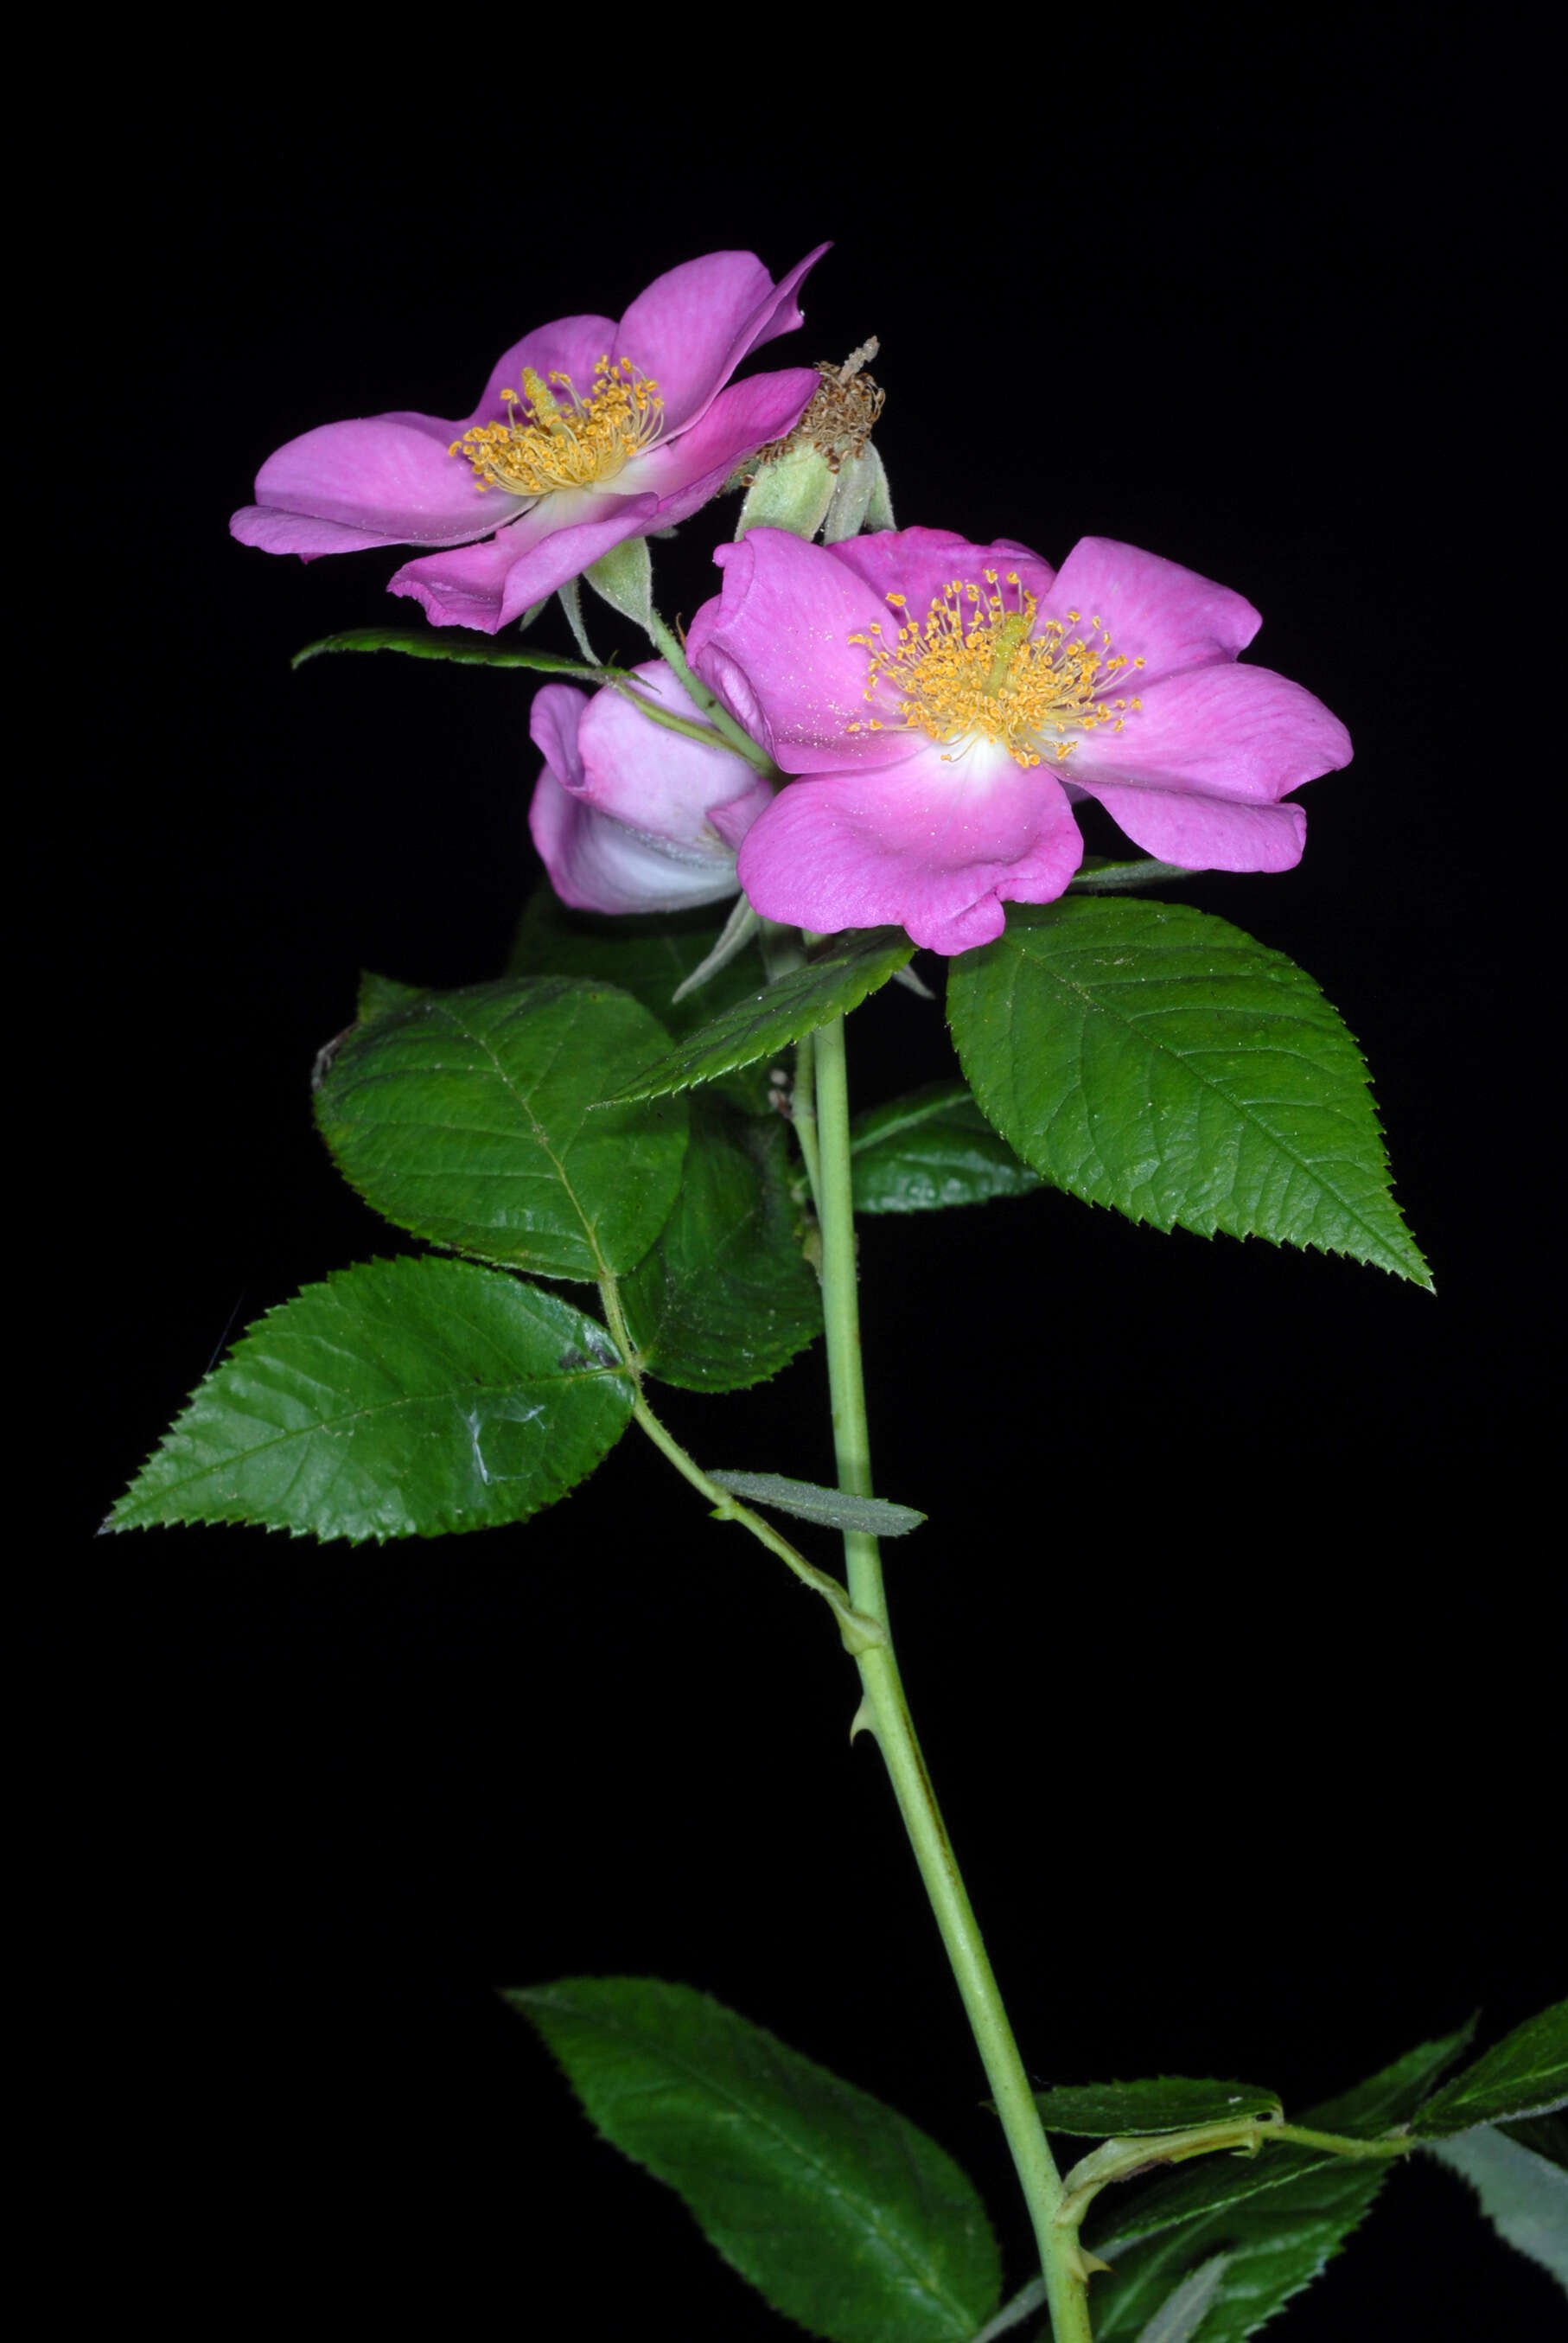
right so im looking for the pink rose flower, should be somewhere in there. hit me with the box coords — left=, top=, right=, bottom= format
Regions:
left=686, top=527, right=1353, bottom=954
left=529, top=661, right=773, bottom=916
left=231, top=250, right=826, bottom=633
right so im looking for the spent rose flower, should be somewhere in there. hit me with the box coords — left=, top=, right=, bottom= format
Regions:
left=529, top=661, right=773, bottom=916
left=231, top=250, right=826, bottom=632
left=685, top=527, right=1353, bottom=954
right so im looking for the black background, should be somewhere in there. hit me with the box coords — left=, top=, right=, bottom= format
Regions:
left=71, top=23, right=1559, bottom=2340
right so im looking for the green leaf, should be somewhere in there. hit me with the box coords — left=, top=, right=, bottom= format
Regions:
left=1131, top=2256, right=1231, bottom=2343
left=1093, top=2020, right=1477, bottom=2257
left=1411, top=2000, right=1568, bottom=2136
left=1035, top=2079, right=1282, bottom=2139
left=292, top=625, right=611, bottom=680
left=508, top=1977, right=1000, bottom=2343
left=507, top=891, right=766, bottom=1039
left=1425, top=2126, right=1568, bottom=2295
left=1068, top=857, right=1203, bottom=894
left=609, top=927, right=915, bottom=1101
left=507, top=893, right=775, bottom=1113
left=620, top=1101, right=822, bottom=1391
left=947, top=899, right=1431, bottom=1286
left=706, top=1472, right=926, bottom=1538
left=850, top=1082, right=1042, bottom=1214
left=1086, top=2155, right=1384, bottom=2342
left=1502, top=2115, right=1568, bottom=2173
left=356, top=969, right=425, bottom=1023
left=315, top=977, right=688, bottom=1281
left=107, top=1257, right=633, bottom=1542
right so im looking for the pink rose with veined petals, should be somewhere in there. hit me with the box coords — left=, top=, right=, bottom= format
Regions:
left=231, top=250, right=826, bottom=633
left=685, top=527, right=1353, bottom=954
left=529, top=661, right=773, bottom=916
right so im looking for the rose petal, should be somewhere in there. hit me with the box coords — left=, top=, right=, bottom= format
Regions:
left=736, top=737, right=1084, bottom=954
left=613, top=246, right=828, bottom=435
left=826, top=527, right=1058, bottom=620
left=1074, top=782, right=1308, bottom=871
left=1040, top=539, right=1262, bottom=685
left=388, top=489, right=660, bottom=630
left=621, top=368, right=819, bottom=524
left=528, top=683, right=590, bottom=793
left=245, top=412, right=519, bottom=546
left=576, top=660, right=774, bottom=842
left=464, top=315, right=621, bottom=429
left=689, top=531, right=916, bottom=773
left=230, top=505, right=414, bottom=558
left=1074, top=661, right=1353, bottom=801
left=528, top=768, right=741, bottom=916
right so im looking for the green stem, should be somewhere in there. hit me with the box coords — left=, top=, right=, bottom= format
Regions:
left=1053, top=2113, right=1418, bottom=2238
left=1272, top=2122, right=1417, bottom=2160
left=596, top=1273, right=884, bottom=1656
left=643, top=606, right=778, bottom=774
left=807, top=1011, right=1094, bottom=2343
left=757, top=923, right=822, bottom=1215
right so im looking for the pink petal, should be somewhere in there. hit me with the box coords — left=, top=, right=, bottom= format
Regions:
left=576, top=661, right=774, bottom=842
left=1041, top=539, right=1262, bottom=685
left=612, top=246, right=828, bottom=435
left=245, top=414, right=517, bottom=548
left=708, top=788, right=768, bottom=851
left=735, top=738, right=1084, bottom=954
left=529, top=683, right=590, bottom=792
left=1074, top=782, right=1307, bottom=871
left=1074, top=661, right=1353, bottom=801
left=1066, top=660, right=1349, bottom=869
left=621, top=368, right=819, bottom=524
left=230, top=505, right=411, bottom=558
left=688, top=531, right=917, bottom=773
left=529, top=683, right=747, bottom=917
left=530, top=767, right=744, bottom=915
left=388, top=490, right=660, bottom=631
left=463, top=315, right=620, bottom=429
left=826, top=527, right=1058, bottom=620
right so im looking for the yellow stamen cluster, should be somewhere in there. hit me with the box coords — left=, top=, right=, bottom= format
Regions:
left=845, top=574, right=1145, bottom=766
left=449, top=355, right=663, bottom=496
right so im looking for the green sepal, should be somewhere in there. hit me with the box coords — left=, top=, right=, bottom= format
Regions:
left=507, top=1976, right=1001, bottom=2342
left=291, top=626, right=615, bottom=680
left=620, top=1100, right=822, bottom=1391
left=850, top=1080, right=1042, bottom=1213
left=583, top=533, right=653, bottom=630
left=947, top=898, right=1431, bottom=1285
left=1410, top=1999, right=1568, bottom=2136
left=314, top=976, right=688, bottom=1281
left=107, top=1257, right=633, bottom=1542
left=610, top=926, right=915, bottom=1101
left=1034, top=2078, right=1283, bottom=2140
left=734, top=441, right=840, bottom=541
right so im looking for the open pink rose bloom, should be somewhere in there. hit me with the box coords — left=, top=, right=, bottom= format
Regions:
left=530, top=662, right=772, bottom=916
left=231, top=251, right=825, bottom=631
left=685, top=527, right=1353, bottom=954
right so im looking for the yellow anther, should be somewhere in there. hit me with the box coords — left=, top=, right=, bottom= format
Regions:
left=449, top=353, right=665, bottom=497
left=847, top=573, right=1144, bottom=769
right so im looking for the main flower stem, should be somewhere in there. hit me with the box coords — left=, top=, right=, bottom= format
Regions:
left=808, top=1011, right=1094, bottom=2343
